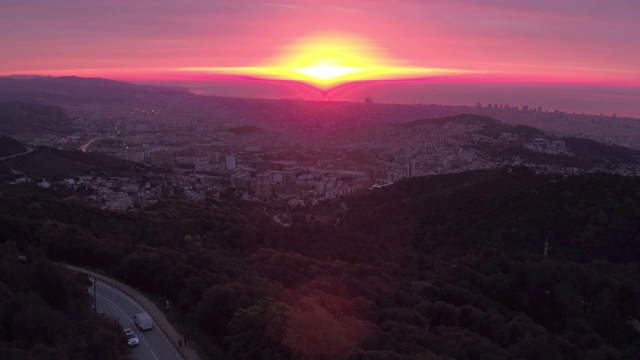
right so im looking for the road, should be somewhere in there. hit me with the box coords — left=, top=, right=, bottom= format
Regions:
left=0, top=146, right=34, bottom=160
left=79, top=136, right=104, bottom=152
left=89, top=279, right=183, bottom=360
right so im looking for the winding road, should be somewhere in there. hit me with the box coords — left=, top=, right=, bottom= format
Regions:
left=79, top=136, right=104, bottom=152
left=89, top=279, right=184, bottom=360
left=0, top=146, right=34, bottom=160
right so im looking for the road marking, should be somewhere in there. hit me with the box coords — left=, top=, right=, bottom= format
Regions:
left=95, top=290, right=136, bottom=324
left=94, top=287, right=161, bottom=360
left=149, top=347, right=160, bottom=360
left=138, top=335, right=160, bottom=360
left=92, top=282, right=182, bottom=360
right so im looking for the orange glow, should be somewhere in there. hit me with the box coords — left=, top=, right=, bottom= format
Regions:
left=181, top=32, right=471, bottom=90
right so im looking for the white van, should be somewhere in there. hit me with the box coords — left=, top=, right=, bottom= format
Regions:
left=134, top=312, right=154, bottom=330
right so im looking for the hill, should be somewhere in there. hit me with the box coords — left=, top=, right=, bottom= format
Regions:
left=0, top=76, right=188, bottom=105
left=2, top=168, right=640, bottom=359
left=0, top=255, right=130, bottom=359
left=0, top=135, right=28, bottom=158
left=562, top=136, right=640, bottom=164
left=0, top=101, right=75, bottom=138
left=395, top=113, right=640, bottom=173
left=1, top=145, right=157, bottom=182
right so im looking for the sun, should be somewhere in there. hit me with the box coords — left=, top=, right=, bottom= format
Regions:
left=302, top=64, right=348, bottom=80
left=181, top=32, right=470, bottom=90
left=269, top=33, right=380, bottom=86
left=298, top=64, right=362, bottom=81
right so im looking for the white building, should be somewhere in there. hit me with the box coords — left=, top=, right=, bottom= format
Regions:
left=177, top=157, right=210, bottom=170
left=226, top=155, right=236, bottom=170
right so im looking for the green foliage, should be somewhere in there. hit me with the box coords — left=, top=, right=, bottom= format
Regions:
left=0, top=258, right=129, bottom=359
left=223, top=297, right=292, bottom=359
left=2, top=168, right=640, bottom=359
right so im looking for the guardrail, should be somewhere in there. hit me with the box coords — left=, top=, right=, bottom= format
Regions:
left=68, top=266, right=190, bottom=360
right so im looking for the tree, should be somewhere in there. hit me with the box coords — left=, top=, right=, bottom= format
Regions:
left=223, top=297, right=292, bottom=359
left=282, top=294, right=375, bottom=359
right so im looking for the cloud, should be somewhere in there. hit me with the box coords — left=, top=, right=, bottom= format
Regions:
left=1, top=0, right=639, bottom=82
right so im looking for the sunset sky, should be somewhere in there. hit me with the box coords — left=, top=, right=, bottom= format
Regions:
left=2, top=0, right=640, bottom=116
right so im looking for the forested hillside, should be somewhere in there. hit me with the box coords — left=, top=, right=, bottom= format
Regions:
left=0, top=101, right=74, bottom=136
left=1, top=167, right=639, bottom=359
left=0, top=135, right=27, bottom=158
left=0, top=255, right=130, bottom=359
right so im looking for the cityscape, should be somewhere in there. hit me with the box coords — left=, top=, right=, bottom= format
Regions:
left=2, top=1, right=640, bottom=360
left=5, top=82, right=639, bottom=223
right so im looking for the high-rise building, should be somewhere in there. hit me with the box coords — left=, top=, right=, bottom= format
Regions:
left=365, top=92, right=373, bottom=104
left=253, top=181, right=271, bottom=198
left=226, top=155, right=236, bottom=170
left=282, top=171, right=297, bottom=184
left=257, top=172, right=271, bottom=183
left=124, top=149, right=145, bottom=163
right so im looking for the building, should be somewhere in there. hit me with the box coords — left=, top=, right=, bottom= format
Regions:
left=365, top=92, right=373, bottom=104
left=253, top=181, right=271, bottom=199
left=125, top=149, right=145, bottom=163
left=282, top=171, right=297, bottom=184
left=257, top=172, right=271, bottom=183
left=230, top=172, right=249, bottom=189
left=177, top=157, right=210, bottom=170
left=288, top=198, right=305, bottom=208
left=226, top=155, right=236, bottom=170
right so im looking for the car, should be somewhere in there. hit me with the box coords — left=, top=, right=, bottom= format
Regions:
left=133, top=312, right=154, bottom=330
left=124, top=328, right=140, bottom=347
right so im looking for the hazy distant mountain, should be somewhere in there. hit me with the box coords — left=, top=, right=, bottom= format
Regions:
left=0, top=101, right=74, bottom=137
left=1, top=74, right=54, bottom=80
left=0, top=76, right=188, bottom=105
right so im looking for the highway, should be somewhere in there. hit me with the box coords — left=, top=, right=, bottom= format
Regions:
left=79, top=136, right=104, bottom=152
left=89, top=279, right=183, bottom=360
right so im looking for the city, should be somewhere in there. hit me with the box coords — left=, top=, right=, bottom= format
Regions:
left=9, top=89, right=635, bottom=223
left=2, top=1, right=640, bottom=359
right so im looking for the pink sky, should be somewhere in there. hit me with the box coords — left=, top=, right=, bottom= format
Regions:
left=2, top=0, right=640, bottom=116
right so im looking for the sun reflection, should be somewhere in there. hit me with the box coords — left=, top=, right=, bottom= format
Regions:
left=182, top=32, right=471, bottom=90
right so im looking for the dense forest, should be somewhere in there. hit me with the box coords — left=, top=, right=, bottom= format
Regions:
left=0, top=253, right=130, bottom=359
left=0, top=135, right=27, bottom=158
left=1, top=167, right=640, bottom=359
